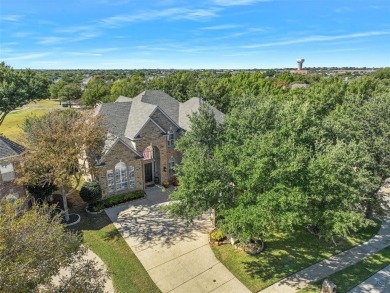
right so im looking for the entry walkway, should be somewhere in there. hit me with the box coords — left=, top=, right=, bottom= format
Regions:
left=259, top=192, right=390, bottom=293
left=105, top=186, right=249, bottom=293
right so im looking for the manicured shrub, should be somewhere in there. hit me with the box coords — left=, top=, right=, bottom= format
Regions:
left=100, top=190, right=145, bottom=208
left=79, top=181, right=102, bottom=205
left=211, top=229, right=224, bottom=241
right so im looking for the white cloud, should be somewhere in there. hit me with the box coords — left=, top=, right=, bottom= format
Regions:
left=1, top=15, right=23, bottom=22
left=242, top=31, right=390, bottom=48
left=212, top=0, right=270, bottom=6
left=36, top=33, right=98, bottom=45
left=37, top=37, right=68, bottom=45
left=3, top=53, right=49, bottom=61
left=202, top=24, right=240, bottom=30
left=100, top=7, right=219, bottom=27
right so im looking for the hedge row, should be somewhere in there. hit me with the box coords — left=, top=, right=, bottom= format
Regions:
left=100, top=190, right=145, bottom=208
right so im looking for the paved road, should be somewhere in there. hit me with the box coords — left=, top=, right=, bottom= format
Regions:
left=348, top=264, right=390, bottom=293
left=105, top=186, right=250, bottom=293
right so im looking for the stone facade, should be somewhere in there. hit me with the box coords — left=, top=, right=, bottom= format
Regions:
left=94, top=90, right=224, bottom=199
left=96, top=140, right=143, bottom=198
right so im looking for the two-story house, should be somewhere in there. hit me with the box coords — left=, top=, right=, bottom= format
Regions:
left=0, top=136, right=26, bottom=200
left=94, top=90, right=224, bottom=198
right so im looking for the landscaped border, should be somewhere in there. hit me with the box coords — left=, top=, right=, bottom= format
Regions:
left=298, top=245, right=390, bottom=293
left=211, top=221, right=381, bottom=292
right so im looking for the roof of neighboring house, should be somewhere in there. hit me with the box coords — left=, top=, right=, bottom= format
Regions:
left=0, top=136, right=25, bottom=160
left=97, top=90, right=224, bottom=141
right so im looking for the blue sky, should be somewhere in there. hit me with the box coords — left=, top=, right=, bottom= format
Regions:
left=1, top=0, right=389, bottom=69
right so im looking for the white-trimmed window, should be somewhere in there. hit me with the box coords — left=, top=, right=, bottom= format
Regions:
left=167, top=129, right=175, bottom=147
left=168, top=157, right=175, bottom=175
left=0, top=162, right=15, bottom=182
left=106, top=170, right=115, bottom=193
left=129, top=166, right=136, bottom=189
left=115, top=161, right=128, bottom=191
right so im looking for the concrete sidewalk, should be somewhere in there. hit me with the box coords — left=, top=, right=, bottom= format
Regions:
left=105, top=186, right=249, bottom=293
left=259, top=192, right=390, bottom=293
left=348, top=264, right=390, bottom=293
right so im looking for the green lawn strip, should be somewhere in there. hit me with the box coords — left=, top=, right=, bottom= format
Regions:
left=299, top=245, right=390, bottom=293
left=68, top=192, right=160, bottom=293
left=211, top=221, right=381, bottom=292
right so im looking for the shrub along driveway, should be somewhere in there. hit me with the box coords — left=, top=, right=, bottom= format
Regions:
left=105, top=186, right=250, bottom=293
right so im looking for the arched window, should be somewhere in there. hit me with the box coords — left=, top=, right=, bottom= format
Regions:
left=143, top=145, right=153, bottom=159
left=167, top=129, right=175, bottom=147
left=115, top=161, right=128, bottom=191
left=168, top=157, right=175, bottom=175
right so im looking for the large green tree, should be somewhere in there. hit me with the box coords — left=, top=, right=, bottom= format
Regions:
left=110, top=75, right=145, bottom=100
left=58, top=83, right=82, bottom=106
left=0, top=199, right=107, bottom=293
left=82, top=77, right=110, bottom=106
left=169, top=82, right=389, bottom=242
left=0, top=62, right=49, bottom=125
left=50, top=80, right=66, bottom=100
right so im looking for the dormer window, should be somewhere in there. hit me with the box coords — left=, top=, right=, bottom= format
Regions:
left=167, top=129, right=175, bottom=147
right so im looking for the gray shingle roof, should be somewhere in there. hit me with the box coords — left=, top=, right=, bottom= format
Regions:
left=0, top=136, right=25, bottom=160
left=124, top=94, right=157, bottom=138
left=139, top=90, right=180, bottom=123
left=116, top=96, right=133, bottom=102
left=98, top=102, right=132, bottom=136
left=179, top=97, right=224, bottom=130
left=97, top=91, right=225, bottom=140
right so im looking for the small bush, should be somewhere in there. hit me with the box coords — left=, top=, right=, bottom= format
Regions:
left=211, top=230, right=224, bottom=242
left=100, top=190, right=145, bottom=208
left=79, top=181, right=102, bottom=205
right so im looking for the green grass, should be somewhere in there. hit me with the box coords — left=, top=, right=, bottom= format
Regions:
left=212, top=221, right=381, bottom=292
left=68, top=192, right=160, bottom=293
left=299, top=245, right=390, bottom=293
left=1, top=99, right=60, bottom=142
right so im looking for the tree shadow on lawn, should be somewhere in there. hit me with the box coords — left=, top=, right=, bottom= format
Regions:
left=116, top=203, right=211, bottom=249
left=67, top=191, right=113, bottom=232
left=241, top=223, right=380, bottom=289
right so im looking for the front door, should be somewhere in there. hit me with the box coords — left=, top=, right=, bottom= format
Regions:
left=144, top=163, right=153, bottom=183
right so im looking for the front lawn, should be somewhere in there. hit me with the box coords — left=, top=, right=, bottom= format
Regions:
left=299, top=245, right=390, bottom=293
left=68, top=192, right=160, bottom=293
left=211, top=222, right=380, bottom=292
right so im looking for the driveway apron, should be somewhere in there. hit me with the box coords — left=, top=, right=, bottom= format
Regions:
left=105, top=186, right=250, bottom=293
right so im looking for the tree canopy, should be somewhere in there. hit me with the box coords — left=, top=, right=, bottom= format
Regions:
left=82, top=77, right=111, bottom=106
left=0, top=199, right=106, bottom=292
left=20, top=109, right=106, bottom=221
left=168, top=75, right=390, bottom=243
left=110, top=75, right=145, bottom=100
left=0, top=62, right=49, bottom=125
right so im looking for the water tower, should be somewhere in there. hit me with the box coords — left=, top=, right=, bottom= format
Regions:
left=297, top=59, right=305, bottom=70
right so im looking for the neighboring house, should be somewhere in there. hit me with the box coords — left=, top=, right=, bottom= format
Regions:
left=0, top=136, right=26, bottom=200
left=93, top=90, right=224, bottom=198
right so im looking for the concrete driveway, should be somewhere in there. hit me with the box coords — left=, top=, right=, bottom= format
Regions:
left=105, top=186, right=249, bottom=293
